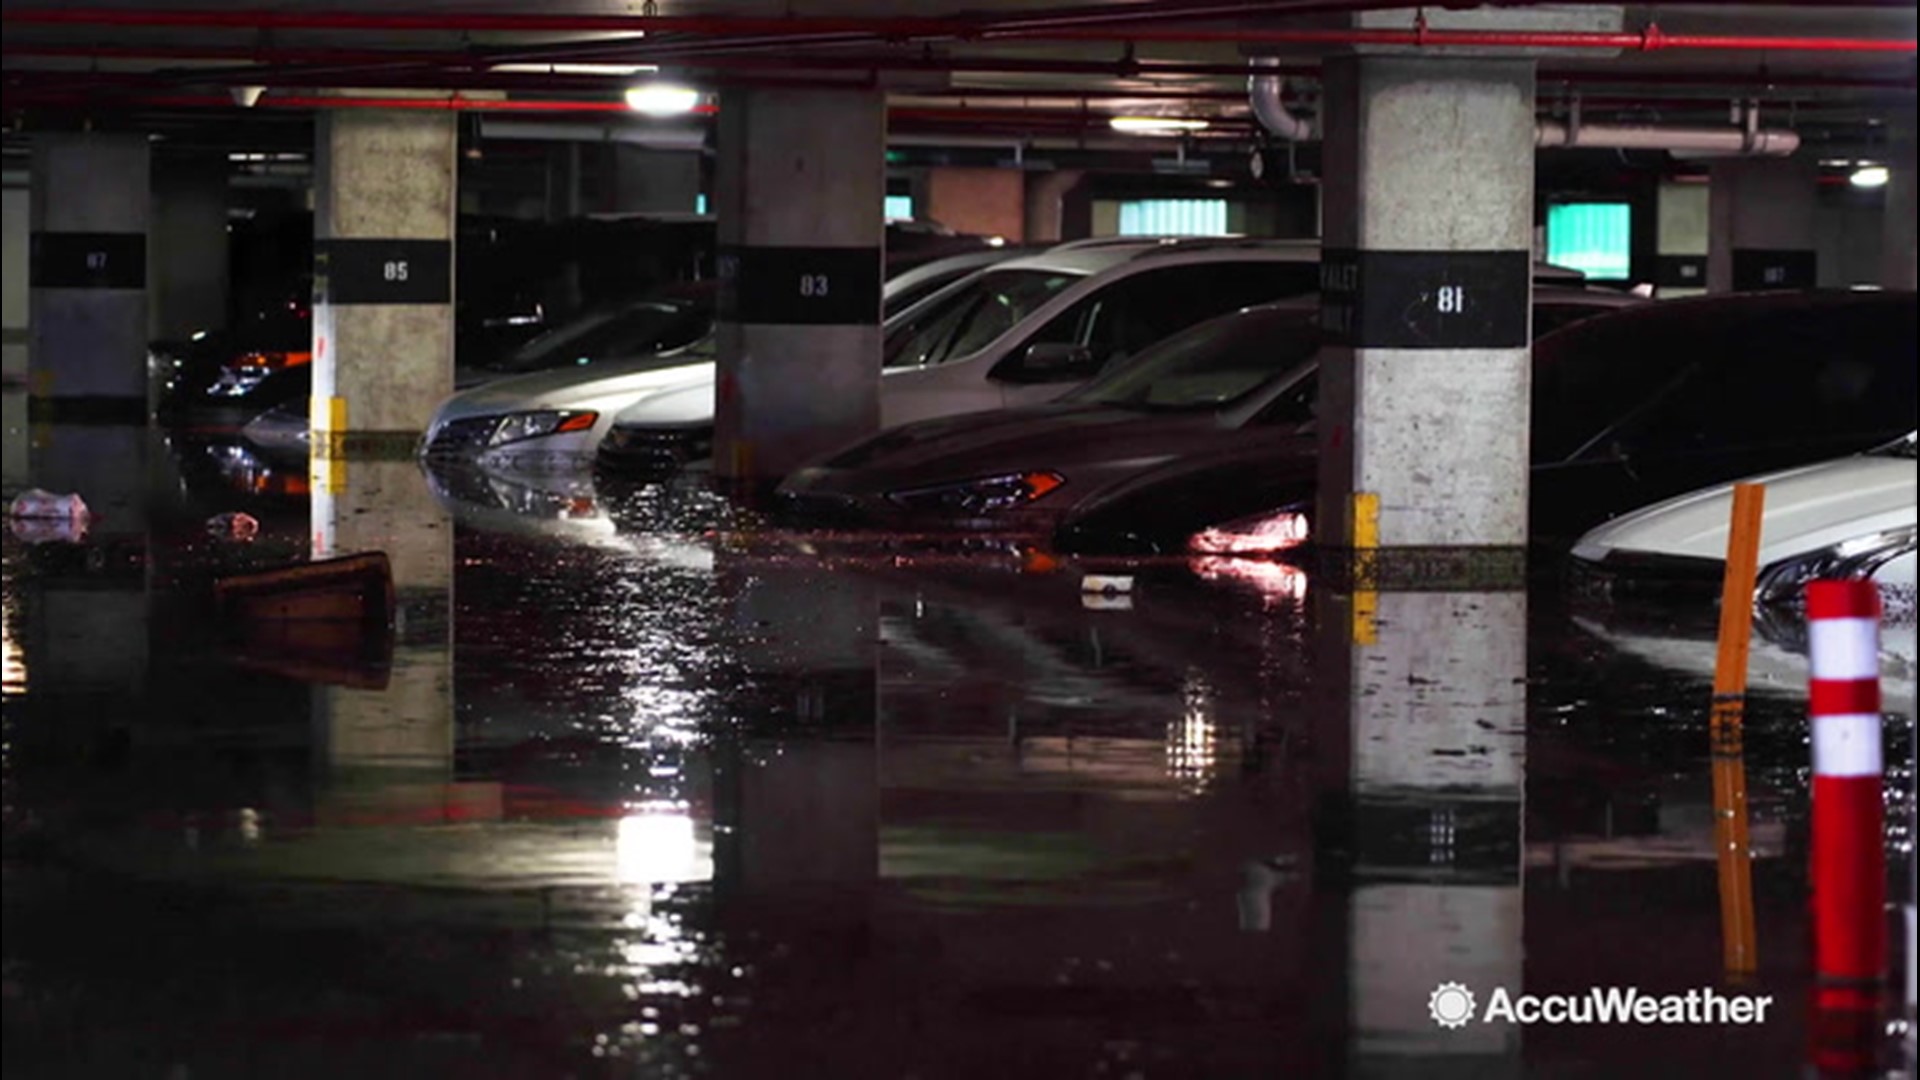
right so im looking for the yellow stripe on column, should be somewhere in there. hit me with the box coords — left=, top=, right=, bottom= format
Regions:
left=1351, top=491, right=1380, bottom=551
left=310, top=395, right=348, bottom=493
left=1351, top=492, right=1379, bottom=645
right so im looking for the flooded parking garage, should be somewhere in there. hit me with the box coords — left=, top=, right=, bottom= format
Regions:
left=3, top=420, right=1911, bottom=1078
left=3, top=6, right=1917, bottom=1074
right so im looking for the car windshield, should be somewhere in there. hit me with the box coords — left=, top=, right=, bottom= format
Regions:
left=1067, top=306, right=1323, bottom=411
left=490, top=299, right=707, bottom=373
left=882, top=268, right=1083, bottom=369
left=1870, top=431, right=1918, bottom=458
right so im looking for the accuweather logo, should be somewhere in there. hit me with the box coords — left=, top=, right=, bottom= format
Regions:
left=1428, top=983, right=1775, bottom=1027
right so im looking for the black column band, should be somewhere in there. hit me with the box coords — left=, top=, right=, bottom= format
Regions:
left=1317, top=797, right=1523, bottom=885
left=315, top=238, right=452, bottom=305
left=26, top=395, right=149, bottom=423
left=1320, top=249, right=1531, bottom=349
left=717, top=245, right=882, bottom=326
left=1654, top=254, right=1707, bottom=289
left=31, top=232, right=146, bottom=289
left=1731, top=248, right=1816, bottom=291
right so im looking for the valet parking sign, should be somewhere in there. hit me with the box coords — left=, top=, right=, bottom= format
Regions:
left=1428, top=982, right=1776, bottom=1029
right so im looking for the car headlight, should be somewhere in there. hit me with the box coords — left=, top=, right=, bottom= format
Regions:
left=887, top=471, right=1065, bottom=515
left=210, top=368, right=270, bottom=397
left=1754, top=525, right=1916, bottom=607
left=487, top=410, right=599, bottom=447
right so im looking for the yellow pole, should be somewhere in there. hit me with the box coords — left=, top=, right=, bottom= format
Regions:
left=1711, top=482, right=1766, bottom=977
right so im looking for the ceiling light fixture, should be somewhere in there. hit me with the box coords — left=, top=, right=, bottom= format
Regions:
left=625, top=83, right=701, bottom=116
left=1110, top=116, right=1209, bottom=135
left=1850, top=164, right=1890, bottom=188
left=493, top=63, right=660, bottom=76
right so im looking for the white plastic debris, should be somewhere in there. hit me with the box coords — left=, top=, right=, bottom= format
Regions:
left=1080, top=574, right=1134, bottom=595
left=206, top=511, right=261, bottom=541
left=8, top=488, right=90, bottom=544
left=9, top=488, right=89, bottom=522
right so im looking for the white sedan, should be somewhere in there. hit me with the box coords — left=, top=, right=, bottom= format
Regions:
left=421, top=250, right=1031, bottom=476
left=1571, top=431, right=1916, bottom=614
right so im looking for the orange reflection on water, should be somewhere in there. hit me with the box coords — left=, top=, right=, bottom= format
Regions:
left=1189, top=556, right=1309, bottom=603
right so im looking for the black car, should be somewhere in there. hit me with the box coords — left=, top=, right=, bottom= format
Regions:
left=1053, top=289, right=1917, bottom=555
left=460, top=283, right=718, bottom=387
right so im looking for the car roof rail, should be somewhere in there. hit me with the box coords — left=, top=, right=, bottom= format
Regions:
left=1046, top=236, right=1181, bottom=251
left=1125, top=236, right=1321, bottom=260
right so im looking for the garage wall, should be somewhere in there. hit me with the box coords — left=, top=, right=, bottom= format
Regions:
left=925, top=167, right=1025, bottom=242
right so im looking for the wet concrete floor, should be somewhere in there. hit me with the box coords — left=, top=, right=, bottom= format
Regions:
left=3, top=416, right=1913, bottom=1078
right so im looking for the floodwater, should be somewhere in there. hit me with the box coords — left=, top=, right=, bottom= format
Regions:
left=3, top=415, right=1913, bottom=1079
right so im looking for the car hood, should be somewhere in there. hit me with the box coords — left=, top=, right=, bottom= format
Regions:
left=804, top=404, right=1227, bottom=488
left=435, top=355, right=717, bottom=422
left=1572, top=452, right=1918, bottom=564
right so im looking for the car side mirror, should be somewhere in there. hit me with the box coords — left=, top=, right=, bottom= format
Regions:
left=1023, top=342, right=1095, bottom=377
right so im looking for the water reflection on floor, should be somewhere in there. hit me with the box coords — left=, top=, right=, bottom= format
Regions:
left=3, top=416, right=1912, bottom=1078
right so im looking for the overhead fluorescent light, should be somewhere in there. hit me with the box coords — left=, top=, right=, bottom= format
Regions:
left=625, top=83, right=701, bottom=116
left=1850, top=164, right=1890, bottom=188
left=492, top=63, right=659, bottom=77
left=1110, top=116, right=1209, bottom=135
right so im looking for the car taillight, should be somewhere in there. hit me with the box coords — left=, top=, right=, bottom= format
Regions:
left=236, top=350, right=313, bottom=370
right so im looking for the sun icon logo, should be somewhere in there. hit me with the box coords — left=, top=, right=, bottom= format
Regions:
left=1428, top=982, right=1477, bottom=1029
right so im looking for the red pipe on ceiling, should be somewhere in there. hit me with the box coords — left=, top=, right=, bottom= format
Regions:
left=0, top=90, right=1878, bottom=123
left=2, top=8, right=1914, bottom=55
left=1051, top=26, right=1918, bottom=53
left=2, top=93, right=630, bottom=113
left=4, top=45, right=1911, bottom=95
left=6, top=66, right=1890, bottom=113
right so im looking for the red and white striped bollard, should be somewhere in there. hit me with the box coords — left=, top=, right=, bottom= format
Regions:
left=1806, top=579, right=1886, bottom=1074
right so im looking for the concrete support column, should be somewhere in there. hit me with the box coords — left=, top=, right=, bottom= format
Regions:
left=1313, top=586, right=1528, bottom=1074
left=1315, top=56, right=1536, bottom=559
left=1706, top=156, right=1818, bottom=293
left=311, top=109, right=457, bottom=455
left=712, top=550, right=879, bottom=897
left=311, top=460, right=454, bottom=778
left=545, top=141, right=582, bottom=223
left=1022, top=169, right=1084, bottom=244
left=1654, top=180, right=1710, bottom=298
left=28, top=134, right=150, bottom=419
left=1884, top=118, right=1917, bottom=291
left=712, top=87, right=885, bottom=485
left=3, top=178, right=28, bottom=385
left=149, top=155, right=231, bottom=341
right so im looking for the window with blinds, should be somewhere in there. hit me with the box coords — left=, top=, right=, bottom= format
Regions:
left=1117, top=199, right=1230, bottom=237
left=1546, top=202, right=1632, bottom=281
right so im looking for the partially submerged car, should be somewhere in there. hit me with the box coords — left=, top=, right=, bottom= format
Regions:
left=457, top=284, right=716, bottom=388
left=777, top=286, right=1642, bottom=536
left=1052, top=289, right=1916, bottom=556
left=594, top=238, right=1328, bottom=477
left=428, top=248, right=1040, bottom=476
left=1569, top=431, right=1916, bottom=613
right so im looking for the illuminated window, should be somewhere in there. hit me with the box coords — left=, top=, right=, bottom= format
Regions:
left=1547, top=202, right=1631, bottom=281
left=884, top=195, right=915, bottom=221
left=1118, top=199, right=1229, bottom=237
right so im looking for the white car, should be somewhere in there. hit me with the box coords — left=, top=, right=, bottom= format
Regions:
left=1571, top=431, right=1917, bottom=614
left=422, top=250, right=1028, bottom=476
left=596, top=238, right=1327, bottom=475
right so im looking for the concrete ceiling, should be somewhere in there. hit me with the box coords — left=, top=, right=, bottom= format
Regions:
left=1, top=2, right=1913, bottom=158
